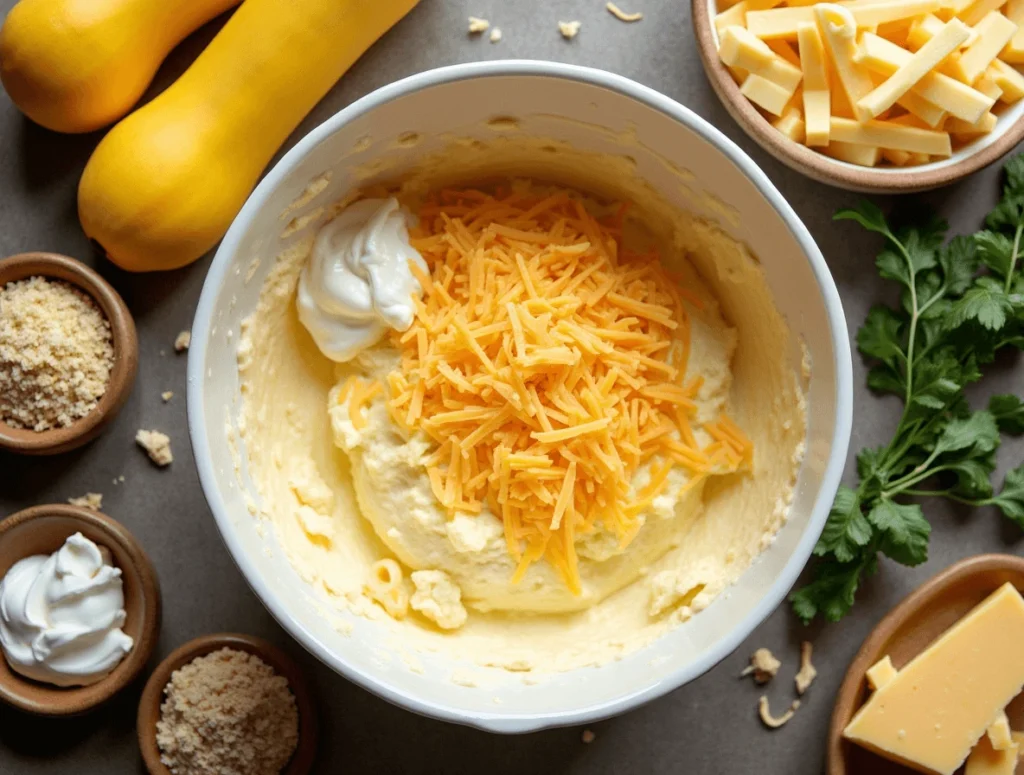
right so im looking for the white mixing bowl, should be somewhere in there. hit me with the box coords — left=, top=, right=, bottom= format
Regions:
left=188, top=61, right=853, bottom=733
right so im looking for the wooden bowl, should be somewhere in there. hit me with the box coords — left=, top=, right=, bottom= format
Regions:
left=0, top=504, right=162, bottom=715
left=827, top=554, right=1024, bottom=774
left=0, top=252, right=138, bottom=455
left=691, top=0, right=1024, bottom=193
left=137, top=633, right=318, bottom=775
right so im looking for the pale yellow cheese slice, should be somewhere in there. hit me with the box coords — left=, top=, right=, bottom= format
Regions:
left=964, top=734, right=1020, bottom=775
left=748, top=0, right=941, bottom=39
left=772, top=106, right=807, bottom=140
left=858, top=18, right=971, bottom=116
left=946, top=109, right=1000, bottom=133
left=740, top=72, right=795, bottom=114
left=960, top=0, right=1009, bottom=27
left=988, top=57, right=1024, bottom=99
left=797, top=21, right=831, bottom=145
left=857, top=31, right=996, bottom=120
left=715, top=1, right=749, bottom=37
left=987, top=712, right=1014, bottom=751
left=951, top=11, right=1019, bottom=83
left=719, top=25, right=805, bottom=90
left=1003, top=0, right=1024, bottom=61
left=865, top=655, right=899, bottom=689
left=908, top=12, right=981, bottom=48
left=817, top=4, right=876, bottom=120
left=844, top=583, right=1024, bottom=775
left=896, top=89, right=948, bottom=125
left=830, top=116, right=952, bottom=153
left=824, top=139, right=883, bottom=165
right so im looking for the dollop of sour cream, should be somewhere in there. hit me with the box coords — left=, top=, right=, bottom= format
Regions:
left=0, top=532, right=134, bottom=687
left=297, top=197, right=427, bottom=362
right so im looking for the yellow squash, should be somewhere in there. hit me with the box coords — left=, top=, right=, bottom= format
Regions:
left=0, top=0, right=241, bottom=133
left=78, top=0, right=421, bottom=272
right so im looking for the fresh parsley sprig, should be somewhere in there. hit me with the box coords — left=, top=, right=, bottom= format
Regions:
left=791, top=155, right=1024, bottom=624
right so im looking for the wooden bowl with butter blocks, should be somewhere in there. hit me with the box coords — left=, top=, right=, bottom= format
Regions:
left=828, top=554, right=1024, bottom=775
left=693, top=0, right=1024, bottom=192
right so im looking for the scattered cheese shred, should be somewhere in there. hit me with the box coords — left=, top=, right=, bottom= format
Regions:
left=607, top=2, right=644, bottom=22
left=387, top=184, right=753, bottom=593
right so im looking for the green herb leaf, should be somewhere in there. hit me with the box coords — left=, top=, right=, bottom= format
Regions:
left=835, top=201, right=889, bottom=235
left=814, top=486, right=871, bottom=563
left=990, top=394, right=1024, bottom=434
left=950, top=277, right=1014, bottom=330
left=939, top=235, right=981, bottom=295
left=857, top=306, right=904, bottom=366
left=867, top=500, right=930, bottom=566
left=790, top=553, right=874, bottom=624
left=990, top=465, right=1024, bottom=527
left=934, top=411, right=1000, bottom=456
left=975, top=230, right=1015, bottom=278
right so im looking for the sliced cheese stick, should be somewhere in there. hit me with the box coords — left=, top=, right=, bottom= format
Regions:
left=817, top=4, right=876, bottom=120
left=715, top=1, right=749, bottom=37
left=857, top=32, right=995, bottom=120
left=974, top=71, right=1005, bottom=97
left=988, top=57, right=1024, bottom=100
left=772, top=107, right=807, bottom=141
left=960, top=0, right=1008, bottom=26
left=748, top=0, right=941, bottom=39
left=719, top=26, right=804, bottom=90
left=950, top=11, right=1018, bottom=83
left=1003, top=0, right=1024, bottom=61
left=907, top=13, right=980, bottom=48
left=824, top=140, right=883, bottom=165
left=945, top=110, right=999, bottom=133
left=830, top=116, right=953, bottom=155
left=882, top=147, right=914, bottom=165
left=740, top=72, right=794, bottom=115
left=858, top=18, right=971, bottom=117
left=896, top=90, right=948, bottom=126
left=797, top=22, right=831, bottom=145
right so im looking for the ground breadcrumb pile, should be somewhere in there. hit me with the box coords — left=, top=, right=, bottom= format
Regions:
left=156, top=647, right=299, bottom=775
left=0, top=276, right=113, bottom=431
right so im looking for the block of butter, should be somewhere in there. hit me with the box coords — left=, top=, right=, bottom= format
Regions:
left=843, top=583, right=1024, bottom=775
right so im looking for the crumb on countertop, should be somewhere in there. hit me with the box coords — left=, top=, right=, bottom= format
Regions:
left=581, top=729, right=596, bottom=744
left=758, top=696, right=799, bottom=729
left=741, top=648, right=781, bottom=684
left=136, top=429, right=173, bottom=466
left=68, top=492, right=103, bottom=511
left=489, top=27, right=502, bottom=42
left=607, top=2, right=643, bottom=22
left=174, top=330, right=191, bottom=352
left=161, top=391, right=174, bottom=402
left=559, top=20, right=582, bottom=39
left=468, top=16, right=489, bottom=33
left=795, top=641, right=817, bottom=695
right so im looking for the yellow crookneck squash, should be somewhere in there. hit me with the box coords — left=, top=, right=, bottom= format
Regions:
left=78, top=0, right=421, bottom=272
left=0, top=0, right=241, bottom=133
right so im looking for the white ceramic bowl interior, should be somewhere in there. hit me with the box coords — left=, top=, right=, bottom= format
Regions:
left=188, top=61, right=853, bottom=733
left=706, top=0, right=1024, bottom=178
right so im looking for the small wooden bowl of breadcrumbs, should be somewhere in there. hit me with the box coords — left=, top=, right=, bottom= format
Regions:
left=138, top=633, right=318, bottom=775
left=0, top=252, right=138, bottom=455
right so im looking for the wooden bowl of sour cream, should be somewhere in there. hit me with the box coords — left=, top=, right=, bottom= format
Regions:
left=0, top=504, right=161, bottom=715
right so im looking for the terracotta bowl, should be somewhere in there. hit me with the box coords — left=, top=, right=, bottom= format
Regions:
left=828, top=554, right=1024, bottom=774
left=0, top=252, right=138, bottom=455
left=137, top=633, right=318, bottom=775
left=0, top=504, right=162, bottom=715
left=691, top=0, right=1024, bottom=193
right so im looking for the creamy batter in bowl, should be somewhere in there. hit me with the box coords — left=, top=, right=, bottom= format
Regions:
left=188, top=61, right=852, bottom=732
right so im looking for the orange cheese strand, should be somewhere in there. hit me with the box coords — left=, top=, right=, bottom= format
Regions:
left=389, top=185, right=753, bottom=593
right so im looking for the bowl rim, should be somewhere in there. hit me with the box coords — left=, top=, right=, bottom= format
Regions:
left=187, top=60, right=854, bottom=734
left=690, top=0, right=1024, bottom=193
left=0, top=252, right=139, bottom=455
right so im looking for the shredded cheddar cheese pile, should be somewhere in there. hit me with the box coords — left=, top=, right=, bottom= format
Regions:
left=361, top=185, right=752, bottom=593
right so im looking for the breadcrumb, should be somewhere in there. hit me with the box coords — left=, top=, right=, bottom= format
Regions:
left=741, top=648, right=781, bottom=684
left=68, top=492, right=103, bottom=511
left=468, top=16, right=490, bottom=33
left=136, top=429, right=173, bottom=466
left=581, top=729, right=596, bottom=744
left=174, top=330, right=191, bottom=352
left=795, top=641, right=817, bottom=695
left=559, top=20, right=582, bottom=39
left=607, top=2, right=643, bottom=22
left=489, top=27, right=502, bottom=42
left=156, top=648, right=298, bottom=775
left=0, top=276, right=113, bottom=431
left=758, top=696, right=800, bottom=729
left=161, top=391, right=174, bottom=402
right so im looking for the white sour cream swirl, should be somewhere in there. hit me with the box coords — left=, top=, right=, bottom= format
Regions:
left=0, top=532, right=134, bottom=687
left=297, top=197, right=426, bottom=362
